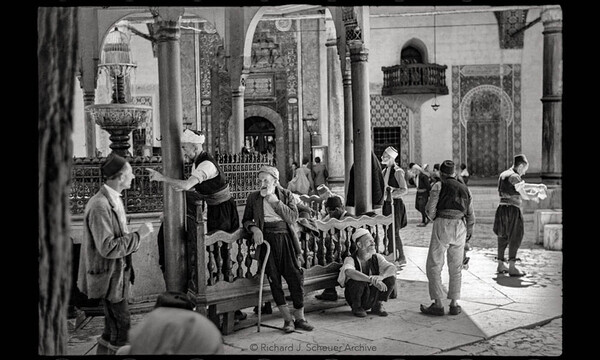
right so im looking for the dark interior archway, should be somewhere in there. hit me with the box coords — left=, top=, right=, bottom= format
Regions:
left=244, top=116, right=276, bottom=161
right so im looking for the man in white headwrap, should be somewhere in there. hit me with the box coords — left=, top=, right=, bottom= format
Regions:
left=381, top=146, right=408, bottom=265
left=337, top=228, right=397, bottom=317
left=242, top=165, right=314, bottom=333
left=147, top=129, right=245, bottom=321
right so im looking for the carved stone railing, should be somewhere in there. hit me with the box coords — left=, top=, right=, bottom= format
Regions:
left=381, top=63, right=449, bottom=96
left=70, top=152, right=273, bottom=215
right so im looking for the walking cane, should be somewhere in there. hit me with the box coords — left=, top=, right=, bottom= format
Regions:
left=257, top=241, right=271, bottom=332
left=387, top=187, right=398, bottom=263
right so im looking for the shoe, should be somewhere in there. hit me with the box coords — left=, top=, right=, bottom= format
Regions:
left=508, top=260, right=526, bottom=277
left=352, top=307, right=367, bottom=317
left=496, top=260, right=509, bottom=274
left=283, top=320, right=295, bottom=333
left=449, top=305, right=462, bottom=315
left=420, top=303, right=444, bottom=316
left=397, top=258, right=407, bottom=266
left=293, top=319, right=314, bottom=331
left=509, top=270, right=526, bottom=277
left=234, top=310, right=247, bottom=321
left=253, top=303, right=273, bottom=314
left=315, top=291, right=338, bottom=301
left=370, top=302, right=388, bottom=317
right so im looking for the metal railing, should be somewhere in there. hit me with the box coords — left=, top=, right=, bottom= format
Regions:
left=69, top=152, right=273, bottom=215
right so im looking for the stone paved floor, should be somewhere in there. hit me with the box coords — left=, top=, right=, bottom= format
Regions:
left=67, top=219, right=564, bottom=357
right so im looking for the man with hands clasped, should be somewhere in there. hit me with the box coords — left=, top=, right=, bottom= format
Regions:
left=337, top=228, right=397, bottom=318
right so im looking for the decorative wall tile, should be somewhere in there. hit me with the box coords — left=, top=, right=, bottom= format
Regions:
left=452, top=64, right=522, bottom=177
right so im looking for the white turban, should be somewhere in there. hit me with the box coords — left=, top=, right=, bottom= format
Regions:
left=383, top=146, right=398, bottom=159
left=181, top=129, right=205, bottom=144
left=351, top=228, right=372, bottom=242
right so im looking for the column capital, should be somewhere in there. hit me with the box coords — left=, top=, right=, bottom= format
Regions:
left=232, top=87, right=245, bottom=97
left=326, top=38, right=337, bottom=47
left=349, top=42, right=368, bottom=62
left=154, top=20, right=181, bottom=42
left=541, top=5, right=562, bottom=31
left=82, top=90, right=95, bottom=105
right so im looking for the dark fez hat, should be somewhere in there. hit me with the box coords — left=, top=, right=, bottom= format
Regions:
left=101, top=153, right=127, bottom=177
left=440, top=160, right=455, bottom=175
left=325, top=195, right=343, bottom=209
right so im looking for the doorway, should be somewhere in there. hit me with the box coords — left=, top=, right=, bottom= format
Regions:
left=244, top=116, right=276, bottom=165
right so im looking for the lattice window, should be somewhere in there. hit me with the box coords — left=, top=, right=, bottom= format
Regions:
left=373, top=127, right=401, bottom=160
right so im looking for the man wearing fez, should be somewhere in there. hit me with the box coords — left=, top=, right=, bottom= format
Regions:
left=494, top=154, right=547, bottom=276
left=420, top=160, right=474, bottom=316
left=314, top=195, right=348, bottom=302
left=242, top=165, right=314, bottom=333
left=346, top=150, right=386, bottom=213
left=78, top=153, right=155, bottom=348
left=381, top=146, right=409, bottom=265
left=147, top=129, right=245, bottom=321
left=337, top=228, right=397, bottom=317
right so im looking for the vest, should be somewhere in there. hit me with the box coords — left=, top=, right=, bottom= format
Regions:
left=498, top=169, right=521, bottom=196
left=436, top=177, right=471, bottom=216
left=192, top=152, right=228, bottom=195
left=352, top=253, right=380, bottom=276
left=386, top=165, right=400, bottom=189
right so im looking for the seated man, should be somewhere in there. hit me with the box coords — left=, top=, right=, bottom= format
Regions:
left=315, top=196, right=347, bottom=301
left=337, top=228, right=397, bottom=317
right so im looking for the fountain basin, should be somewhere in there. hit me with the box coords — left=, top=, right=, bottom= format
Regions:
left=86, top=103, right=152, bottom=130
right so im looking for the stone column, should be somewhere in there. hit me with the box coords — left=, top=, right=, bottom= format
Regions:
left=349, top=42, right=372, bottom=215
left=540, top=5, right=562, bottom=184
left=82, top=90, right=97, bottom=157
left=342, top=51, right=353, bottom=200
left=326, top=38, right=344, bottom=183
left=155, top=10, right=187, bottom=292
left=231, top=86, right=245, bottom=153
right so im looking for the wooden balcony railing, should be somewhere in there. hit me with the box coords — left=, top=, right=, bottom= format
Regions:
left=381, top=63, right=449, bottom=96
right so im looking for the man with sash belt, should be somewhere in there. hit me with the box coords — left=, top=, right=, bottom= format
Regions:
left=381, top=146, right=409, bottom=265
left=494, top=154, right=547, bottom=276
left=243, top=165, right=314, bottom=333
left=420, top=160, right=475, bottom=316
left=147, top=129, right=244, bottom=320
left=410, top=163, right=432, bottom=227
left=338, top=228, right=397, bottom=317
left=78, top=153, right=155, bottom=350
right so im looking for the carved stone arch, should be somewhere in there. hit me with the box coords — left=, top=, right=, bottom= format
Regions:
left=243, top=105, right=286, bottom=183
left=401, top=38, right=429, bottom=64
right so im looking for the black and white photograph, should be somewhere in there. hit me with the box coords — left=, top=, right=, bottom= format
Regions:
left=38, top=0, right=565, bottom=357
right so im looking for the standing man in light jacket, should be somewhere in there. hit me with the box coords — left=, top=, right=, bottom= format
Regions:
left=420, top=160, right=475, bottom=316
left=78, top=153, right=154, bottom=349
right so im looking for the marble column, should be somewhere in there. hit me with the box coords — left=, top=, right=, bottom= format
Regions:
left=540, top=5, right=562, bottom=184
left=326, top=38, right=344, bottom=183
left=349, top=42, right=372, bottom=215
left=342, top=53, right=353, bottom=200
left=82, top=90, right=97, bottom=157
left=155, top=13, right=187, bottom=293
left=231, top=86, right=245, bottom=153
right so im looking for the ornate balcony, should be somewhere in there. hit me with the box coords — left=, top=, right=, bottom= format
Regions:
left=381, top=63, right=448, bottom=96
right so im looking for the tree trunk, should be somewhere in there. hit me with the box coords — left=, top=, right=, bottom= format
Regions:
left=38, top=7, right=78, bottom=355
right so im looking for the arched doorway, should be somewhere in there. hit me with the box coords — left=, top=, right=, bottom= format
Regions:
left=462, top=85, right=514, bottom=177
left=245, top=116, right=276, bottom=160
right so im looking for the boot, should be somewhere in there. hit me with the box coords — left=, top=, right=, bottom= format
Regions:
left=278, top=305, right=295, bottom=333
left=496, top=259, right=509, bottom=274
left=508, top=259, right=526, bottom=277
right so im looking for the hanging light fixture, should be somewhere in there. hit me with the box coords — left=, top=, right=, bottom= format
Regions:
left=431, top=6, right=440, bottom=111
